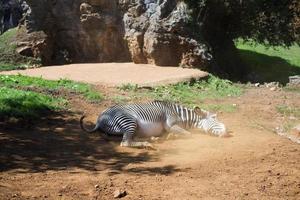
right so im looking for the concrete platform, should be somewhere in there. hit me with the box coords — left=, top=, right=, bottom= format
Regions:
left=1, top=63, right=208, bottom=87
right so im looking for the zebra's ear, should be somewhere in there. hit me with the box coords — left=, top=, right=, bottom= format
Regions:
left=194, top=106, right=207, bottom=118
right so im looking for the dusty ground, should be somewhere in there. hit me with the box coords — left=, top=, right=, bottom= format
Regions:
left=0, top=63, right=208, bottom=87
left=1, top=84, right=300, bottom=199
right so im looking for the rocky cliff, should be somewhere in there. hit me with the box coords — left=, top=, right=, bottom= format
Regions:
left=20, top=0, right=212, bottom=68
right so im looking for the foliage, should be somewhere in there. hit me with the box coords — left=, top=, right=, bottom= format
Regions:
left=186, top=0, right=300, bottom=47
left=0, top=28, right=41, bottom=69
left=0, top=87, right=65, bottom=120
left=185, top=0, right=300, bottom=79
left=0, top=74, right=103, bottom=102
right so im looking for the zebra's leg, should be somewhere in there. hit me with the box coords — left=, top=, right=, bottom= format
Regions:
left=114, top=117, right=153, bottom=148
left=166, top=125, right=192, bottom=140
left=169, top=125, right=192, bottom=135
left=120, top=132, right=154, bottom=148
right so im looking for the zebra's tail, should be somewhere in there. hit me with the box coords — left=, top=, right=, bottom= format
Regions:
left=80, top=115, right=99, bottom=133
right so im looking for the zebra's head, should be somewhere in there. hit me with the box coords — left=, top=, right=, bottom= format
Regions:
left=194, top=107, right=227, bottom=137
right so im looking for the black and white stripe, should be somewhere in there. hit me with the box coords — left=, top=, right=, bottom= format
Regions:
left=80, top=101, right=226, bottom=136
left=196, top=113, right=226, bottom=135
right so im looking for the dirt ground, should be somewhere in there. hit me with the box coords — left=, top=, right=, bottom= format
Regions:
left=0, top=85, right=300, bottom=200
left=0, top=63, right=208, bottom=87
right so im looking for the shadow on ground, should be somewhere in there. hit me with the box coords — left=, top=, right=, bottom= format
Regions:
left=238, top=49, right=300, bottom=84
left=0, top=111, right=179, bottom=175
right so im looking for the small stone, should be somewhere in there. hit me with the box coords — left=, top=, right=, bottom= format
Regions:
left=232, top=103, right=237, bottom=107
left=270, top=87, right=277, bottom=91
left=275, top=126, right=284, bottom=134
left=150, top=136, right=159, bottom=141
left=254, top=83, right=260, bottom=87
left=288, top=75, right=300, bottom=86
left=95, top=184, right=100, bottom=189
left=109, top=182, right=114, bottom=187
left=291, top=124, right=300, bottom=137
left=289, top=116, right=297, bottom=120
left=113, top=189, right=127, bottom=198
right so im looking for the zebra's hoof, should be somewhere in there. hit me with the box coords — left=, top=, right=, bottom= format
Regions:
left=142, top=142, right=155, bottom=149
left=120, top=141, right=130, bottom=147
left=150, top=137, right=160, bottom=142
left=219, top=132, right=232, bottom=138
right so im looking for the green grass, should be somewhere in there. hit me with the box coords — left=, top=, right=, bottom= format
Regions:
left=118, top=83, right=139, bottom=91
left=0, top=74, right=103, bottom=102
left=276, top=105, right=300, bottom=119
left=0, top=75, right=103, bottom=120
left=201, top=104, right=238, bottom=113
left=236, top=40, right=300, bottom=84
left=148, top=75, right=242, bottom=106
left=236, top=40, right=300, bottom=67
left=111, top=95, right=132, bottom=104
left=0, top=64, right=27, bottom=71
left=284, top=86, right=300, bottom=93
left=276, top=105, right=300, bottom=132
left=118, top=75, right=242, bottom=109
left=0, top=87, right=66, bottom=120
left=0, top=28, right=40, bottom=70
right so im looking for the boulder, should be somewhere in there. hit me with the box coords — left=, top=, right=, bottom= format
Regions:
left=124, top=0, right=211, bottom=68
left=288, top=75, right=300, bottom=87
left=18, top=0, right=211, bottom=68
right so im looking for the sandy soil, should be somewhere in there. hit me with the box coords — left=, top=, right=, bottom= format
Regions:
left=0, top=85, right=300, bottom=199
left=0, top=63, right=208, bottom=87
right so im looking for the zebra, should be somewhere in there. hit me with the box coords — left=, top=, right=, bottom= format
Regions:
left=80, top=101, right=228, bottom=148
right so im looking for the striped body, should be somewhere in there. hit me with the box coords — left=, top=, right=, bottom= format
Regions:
left=80, top=101, right=227, bottom=147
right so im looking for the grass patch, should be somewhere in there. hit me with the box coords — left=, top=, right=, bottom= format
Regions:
left=0, top=75, right=103, bottom=120
left=118, top=83, right=139, bottom=91
left=276, top=105, right=300, bottom=118
left=0, top=63, right=27, bottom=71
left=0, top=28, right=40, bottom=70
left=236, top=40, right=300, bottom=84
left=111, top=95, right=132, bottom=104
left=201, top=104, right=238, bottom=113
left=284, top=86, right=300, bottom=93
left=119, top=75, right=242, bottom=108
left=148, top=75, right=242, bottom=106
left=0, top=87, right=66, bottom=120
left=0, top=74, right=103, bottom=102
left=236, top=40, right=300, bottom=67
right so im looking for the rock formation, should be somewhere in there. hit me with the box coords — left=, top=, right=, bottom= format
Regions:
left=123, top=0, right=211, bottom=67
left=19, top=0, right=212, bottom=68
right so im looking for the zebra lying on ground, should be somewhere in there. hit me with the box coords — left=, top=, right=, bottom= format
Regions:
left=80, top=101, right=228, bottom=147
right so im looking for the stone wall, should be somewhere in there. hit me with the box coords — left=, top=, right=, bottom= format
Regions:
left=21, top=0, right=212, bottom=68
left=24, top=0, right=131, bottom=65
